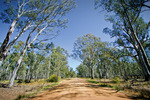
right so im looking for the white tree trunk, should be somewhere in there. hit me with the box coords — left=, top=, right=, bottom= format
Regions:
left=8, top=24, right=48, bottom=87
left=8, top=46, right=27, bottom=87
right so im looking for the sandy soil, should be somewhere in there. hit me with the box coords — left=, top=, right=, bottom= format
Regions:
left=29, top=78, right=132, bottom=100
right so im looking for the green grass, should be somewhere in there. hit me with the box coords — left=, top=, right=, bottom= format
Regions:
left=87, top=80, right=99, bottom=84
left=87, top=79, right=122, bottom=91
left=42, top=82, right=58, bottom=90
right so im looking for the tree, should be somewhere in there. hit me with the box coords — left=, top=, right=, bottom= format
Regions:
left=7, top=0, right=76, bottom=87
left=76, top=64, right=89, bottom=78
left=95, top=0, right=150, bottom=81
left=0, top=0, right=76, bottom=63
left=50, top=46, right=69, bottom=81
left=72, top=34, right=102, bottom=79
left=0, top=41, right=27, bottom=81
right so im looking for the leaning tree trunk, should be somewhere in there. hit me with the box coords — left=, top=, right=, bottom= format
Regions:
left=8, top=46, right=27, bottom=87
left=134, top=47, right=150, bottom=81
left=8, top=21, right=48, bottom=87
left=0, top=18, right=18, bottom=61
left=125, top=13, right=150, bottom=80
left=138, top=55, right=150, bottom=81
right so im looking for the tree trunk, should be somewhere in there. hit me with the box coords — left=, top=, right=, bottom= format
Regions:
left=125, top=10, right=150, bottom=80
left=134, top=48, right=150, bottom=81
left=8, top=46, right=27, bottom=87
left=98, top=67, right=102, bottom=79
left=0, top=18, right=18, bottom=61
left=47, top=59, right=51, bottom=78
left=91, top=66, right=94, bottom=79
left=139, top=56, right=150, bottom=81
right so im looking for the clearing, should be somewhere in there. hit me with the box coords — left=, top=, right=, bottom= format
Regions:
left=28, top=78, right=132, bottom=100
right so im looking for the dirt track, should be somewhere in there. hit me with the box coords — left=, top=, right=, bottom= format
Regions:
left=29, top=78, right=132, bottom=100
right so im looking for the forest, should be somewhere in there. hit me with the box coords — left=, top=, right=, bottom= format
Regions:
left=0, top=0, right=150, bottom=100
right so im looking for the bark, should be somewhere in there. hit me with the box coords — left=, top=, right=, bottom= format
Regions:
left=25, top=68, right=30, bottom=80
left=124, top=7, right=150, bottom=79
left=47, top=60, right=51, bottom=78
left=138, top=53, right=150, bottom=81
left=121, top=3, right=150, bottom=80
left=0, top=18, right=18, bottom=61
left=133, top=46, right=150, bottom=81
left=91, top=66, right=94, bottom=79
left=8, top=46, right=27, bottom=87
left=8, top=22, right=48, bottom=87
left=97, top=63, right=102, bottom=79
left=98, top=68, right=102, bottom=79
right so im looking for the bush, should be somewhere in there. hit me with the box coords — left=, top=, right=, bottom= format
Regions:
left=112, top=76, right=120, bottom=83
left=48, top=74, right=60, bottom=82
left=17, top=79, right=24, bottom=83
left=24, top=79, right=31, bottom=83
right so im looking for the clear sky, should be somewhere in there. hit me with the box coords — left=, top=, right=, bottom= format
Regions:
left=51, top=0, right=114, bottom=71
left=0, top=0, right=149, bottom=71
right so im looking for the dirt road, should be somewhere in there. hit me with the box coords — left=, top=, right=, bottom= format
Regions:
left=29, top=78, right=132, bottom=100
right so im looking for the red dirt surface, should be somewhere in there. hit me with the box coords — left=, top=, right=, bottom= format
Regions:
left=29, top=78, right=132, bottom=100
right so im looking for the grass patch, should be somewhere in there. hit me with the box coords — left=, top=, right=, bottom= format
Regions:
left=42, top=82, right=58, bottom=90
left=88, top=80, right=99, bottom=84
left=88, top=79, right=122, bottom=91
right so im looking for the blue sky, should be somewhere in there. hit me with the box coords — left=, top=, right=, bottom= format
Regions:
left=0, top=0, right=149, bottom=71
left=51, top=0, right=114, bottom=71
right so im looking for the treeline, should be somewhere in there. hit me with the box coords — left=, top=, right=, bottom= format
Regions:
left=0, top=41, right=76, bottom=83
left=73, top=34, right=143, bottom=80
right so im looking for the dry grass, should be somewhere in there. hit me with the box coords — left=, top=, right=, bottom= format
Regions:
left=0, top=79, right=55, bottom=100
left=88, top=78, right=150, bottom=99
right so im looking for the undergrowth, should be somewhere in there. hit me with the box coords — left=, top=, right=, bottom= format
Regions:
left=87, top=79, right=150, bottom=99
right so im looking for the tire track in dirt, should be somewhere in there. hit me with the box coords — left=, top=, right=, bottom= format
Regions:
left=28, top=78, right=132, bottom=100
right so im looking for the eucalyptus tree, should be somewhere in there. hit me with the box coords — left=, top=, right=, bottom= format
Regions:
left=50, top=46, right=69, bottom=81
left=72, top=34, right=102, bottom=79
left=119, top=57, right=143, bottom=81
left=95, top=0, right=150, bottom=81
left=76, top=64, right=89, bottom=78
left=93, top=41, right=112, bottom=79
left=0, top=41, right=27, bottom=80
left=6, top=0, right=76, bottom=87
left=0, top=0, right=76, bottom=63
left=25, top=50, right=36, bottom=80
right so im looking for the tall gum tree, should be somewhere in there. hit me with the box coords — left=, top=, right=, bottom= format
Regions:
left=95, top=0, right=150, bottom=81
left=72, top=34, right=102, bottom=79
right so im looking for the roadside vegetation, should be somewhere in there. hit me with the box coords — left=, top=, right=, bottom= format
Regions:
left=0, top=79, right=59, bottom=100
left=88, top=78, right=150, bottom=99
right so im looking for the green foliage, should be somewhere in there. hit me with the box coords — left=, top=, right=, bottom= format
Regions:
left=95, top=0, right=150, bottom=80
left=17, top=79, right=23, bottom=83
left=24, top=79, right=31, bottom=83
left=48, top=74, right=60, bottom=82
left=76, top=64, right=89, bottom=77
left=112, top=76, right=120, bottom=83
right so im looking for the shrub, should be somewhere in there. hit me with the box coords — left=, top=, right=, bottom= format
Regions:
left=112, top=76, right=120, bottom=83
left=48, top=74, right=60, bottom=82
left=17, top=79, right=24, bottom=83
left=24, top=79, right=31, bottom=83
